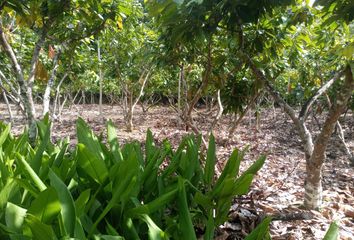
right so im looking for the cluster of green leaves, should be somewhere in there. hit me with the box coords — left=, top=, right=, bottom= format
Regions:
left=0, top=117, right=269, bottom=239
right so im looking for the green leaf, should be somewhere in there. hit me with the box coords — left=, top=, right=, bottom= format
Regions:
left=14, top=178, right=39, bottom=198
left=77, top=143, right=108, bottom=184
left=0, top=123, right=10, bottom=147
left=107, top=120, right=123, bottom=163
left=232, top=174, right=254, bottom=195
left=25, top=214, right=55, bottom=240
left=204, top=210, right=215, bottom=240
left=244, top=217, right=272, bottom=240
left=77, top=117, right=105, bottom=162
left=177, top=178, right=196, bottom=240
left=27, top=187, right=61, bottom=224
left=127, top=188, right=178, bottom=217
left=0, top=178, right=19, bottom=209
left=323, top=221, right=339, bottom=240
left=5, top=202, right=27, bottom=232
left=139, top=214, right=168, bottom=240
left=204, top=134, right=216, bottom=186
left=31, top=119, right=51, bottom=173
left=75, top=189, right=91, bottom=218
left=212, top=149, right=242, bottom=197
left=52, top=141, right=69, bottom=168
left=242, top=155, right=266, bottom=176
left=48, top=169, right=76, bottom=236
left=16, top=154, right=47, bottom=191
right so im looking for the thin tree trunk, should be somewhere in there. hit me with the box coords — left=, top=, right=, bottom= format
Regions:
left=98, top=40, right=103, bottom=116
left=82, top=90, right=86, bottom=104
left=43, top=49, right=61, bottom=116
left=178, top=64, right=184, bottom=112
left=186, top=42, right=212, bottom=120
left=2, top=91, right=13, bottom=122
left=58, top=94, right=68, bottom=121
left=27, top=30, right=46, bottom=119
left=126, top=69, right=151, bottom=131
left=209, top=89, right=223, bottom=133
left=53, top=73, right=68, bottom=119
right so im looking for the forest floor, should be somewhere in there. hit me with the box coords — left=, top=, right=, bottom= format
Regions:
left=1, top=103, right=353, bottom=240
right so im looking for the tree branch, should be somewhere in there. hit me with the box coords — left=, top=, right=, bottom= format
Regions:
left=298, top=70, right=345, bottom=121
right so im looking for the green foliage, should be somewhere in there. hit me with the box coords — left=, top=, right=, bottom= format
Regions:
left=0, top=118, right=266, bottom=239
left=323, top=221, right=339, bottom=240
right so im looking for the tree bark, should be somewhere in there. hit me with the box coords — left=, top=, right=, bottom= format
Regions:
left=304, top=66, right=354, bottom=209
left=125, top=69, right=151, bottom=132
left=43, top=48, right=61, bottom=116
left=97, top=39, right=103, bottom=116
left=209, top=89, right=223, bottom=133
left=0, top=25, right=35, bottom=126
left=53, top=73, right=68, bottom=119
left=2, top=90, right=13, bottom=122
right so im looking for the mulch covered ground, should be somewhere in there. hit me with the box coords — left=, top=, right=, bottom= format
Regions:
left=1, top=103, right=353, bottom=239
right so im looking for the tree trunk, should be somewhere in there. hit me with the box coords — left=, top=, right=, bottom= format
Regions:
left=304, top=66, right=354, bottom=209
left=125, top=69, right=151, bottom=132
left=0, top=25, right=37, bottom=141
left=2, top=91, right=13, bottom=122
left=209, top=89, right=223, bottom=133
left=53, top=73, right=68, bottom=119
left=43, top=49, right=61, bottom=116
left=98, top=39, right=103, bottom=116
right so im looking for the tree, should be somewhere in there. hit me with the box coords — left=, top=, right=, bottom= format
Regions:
left=0, top=0, right=120, bottom=140
left=100, top=0, right=156, bottom=131
left=148, top=0, right=354, bottom=210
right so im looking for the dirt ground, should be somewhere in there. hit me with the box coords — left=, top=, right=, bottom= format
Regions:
left=1, top=103, right=353, bottom=239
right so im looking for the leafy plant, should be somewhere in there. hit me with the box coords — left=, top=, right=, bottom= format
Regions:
left=0, top=118, right=266, bottom=239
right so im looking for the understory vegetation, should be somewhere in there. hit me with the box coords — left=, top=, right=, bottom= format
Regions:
left=0, top=117, right=271, bottom=239
left=0, top=0, right=353, bottom=238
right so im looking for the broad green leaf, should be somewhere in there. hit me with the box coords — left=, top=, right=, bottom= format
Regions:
left=244, top=217, right=272, bottom=240
left=0, top=179, right=19, bottom=209
left=25, top=214, right=55, bottom=240
left=127, top=188, right=178, bottom=217
left=16, top=154, right=46, bottom=191
left=31, top=118, right=51, bottom=173
left=139, top=214, right=168, bottom=240
left=233, top=174, right=254, bottom=195
left=14, top=178, right=39, bottom=198
left=242, top=155, right=266, bottom=176
left=107, top=120, right=123, bottom=163
left=27, top=187, right=61, bottom=224
left=75, top=189, right=91, bottom=217
left=93, top=235, right=125, bottom=240
left=204, top=210, right=215, bottom=240
left=77, top=143, right=108, bottom=184
left=76, top=118, right=105, bottom=162
left=52, top=141, right=69, bottom=168
left=204, top=134, right=216, bottom=186
left=0, top=123, right=10, bottom=146
left=177, top=178, right=196, bottom=240
left=212, top=149, right=241, bottom=197
left=49, top=169, right=76, bottom=236
left=5, top=202, right=27, bottom=232
left=323, top=221, right=339, bottom=240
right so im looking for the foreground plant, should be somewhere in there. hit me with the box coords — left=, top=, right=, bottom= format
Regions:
left=0, top=118, right=266, bottom=239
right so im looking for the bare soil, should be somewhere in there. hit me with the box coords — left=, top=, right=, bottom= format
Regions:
left=1, top=103, right=353, bottom=239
